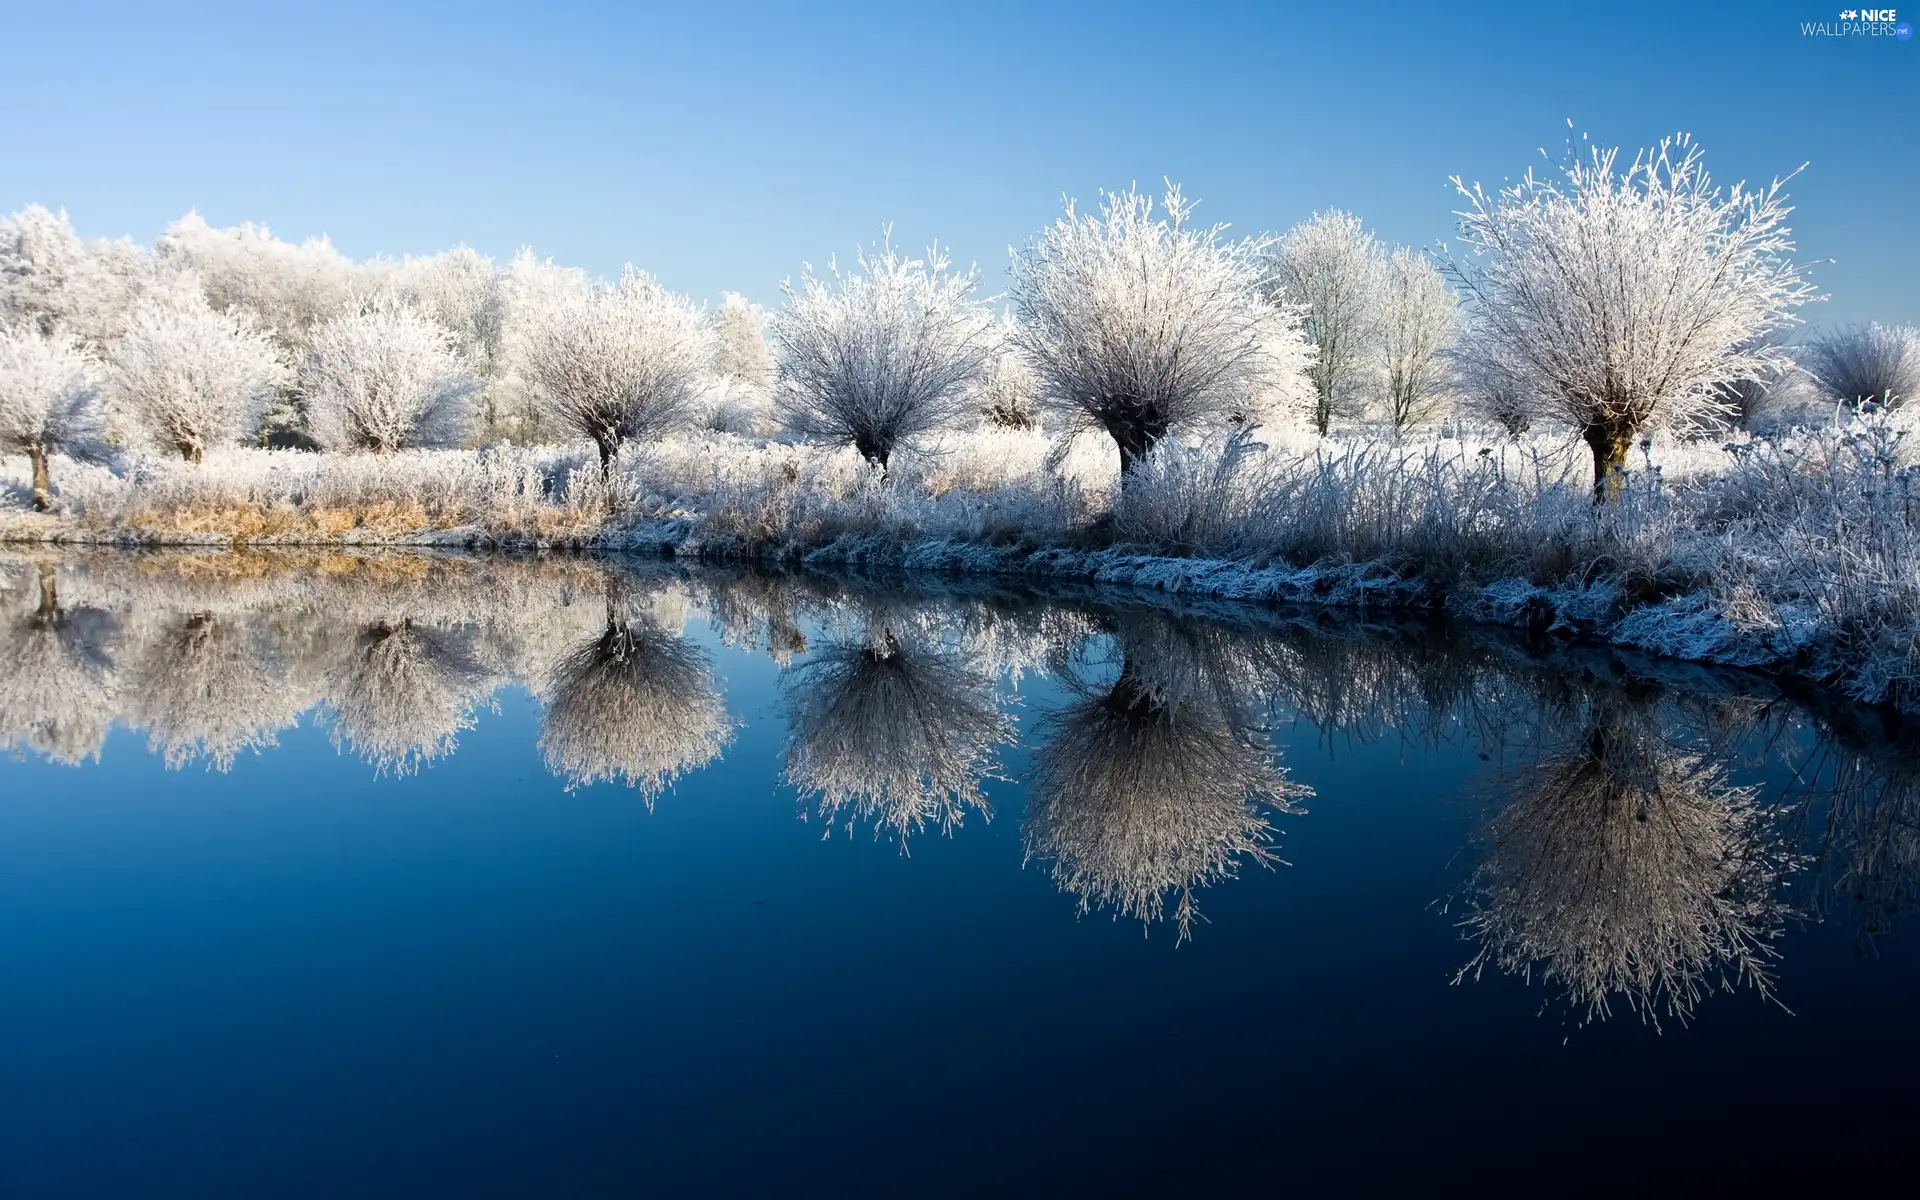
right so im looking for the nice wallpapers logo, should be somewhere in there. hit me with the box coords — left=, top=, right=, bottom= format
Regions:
left=1802, top=8, right=1913, bottom=35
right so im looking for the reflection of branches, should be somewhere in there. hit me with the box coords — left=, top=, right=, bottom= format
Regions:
left=1456, top=696, right=1794, bottom=1028
left=783, top=626, right=1012, bottom=846
left=1785, top=706, right=1920, bottom=946
left=0, top=563, right=119, bottom=765
left=133, top=613, right=305, bottom=770
left=540, top=613, right=731, bottom=804
left=325, top=620, right=491, bottom=775
left=1024, top=615, right=1308, bottom=941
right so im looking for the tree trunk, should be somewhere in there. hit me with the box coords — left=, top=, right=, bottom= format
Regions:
left=1584, top=422, right=1637, bottom=504
left=1105, top=412, right=1167, bottom=476
left=596, top=436, right=617, bottom=481
left=853, top=435, right=892, bottom=474
left=29, top=445, right=52, bottom=512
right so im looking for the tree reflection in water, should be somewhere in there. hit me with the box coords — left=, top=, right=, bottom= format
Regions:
left=1024, top=614, right=1309, bottom=941
left=324, top=618, right=493, bottom=775
left=782, top=620, right=1012, bottom=846
left=539, top=581, right=731, bottom=804
left=0, top=561, right=118, bottom=765
left=1455, top=691, right=1796, bottom=1028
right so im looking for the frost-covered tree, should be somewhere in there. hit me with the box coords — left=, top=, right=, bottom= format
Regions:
left=1267, top=210, right=1382, bottom=434
left=0, top=205, right=149, bottom=346
left=0, top=326, right=105, bottom=510
left=771, top=235, right=995, bottom=470
left=299, top=301, right=477, bottom=453
left=978, top=314, right=1040, bottom=429
left=1011, top=183, right=1310, bottom=474
left=378, top=247, right=504, bottom=374
left=108, top=286, right=288, bottom=461
left=1377, top=247, right=1460, bottom=429
left=155, top=212, right=363, bottom=354
left=1803, top=323, right=1920, bottom=411
left=519, top=267, right=709, bottom=474
left=708, top=292, right=775, bottom=390
left=704, top=293, right=776, bottom=434
left=492, top=249, right=591, bottom=443
left=782, top=625, right=1013, bottom=845
left=1446, top=133, right=1815, bottom=499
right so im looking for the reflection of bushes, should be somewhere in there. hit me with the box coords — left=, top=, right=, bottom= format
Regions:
left=0, top=563, right=118, bottom=765
left=324, top=620, right=492, bottom=775
left=133, top=613, right=306, bottom=769
left=539, top=612, right=730, bottom=803
left=1457, top=696, right=1794, bottom=1027
left=1024, top=615, right=1308, bottom=940
left=782, top=626, right=1012, bottom=845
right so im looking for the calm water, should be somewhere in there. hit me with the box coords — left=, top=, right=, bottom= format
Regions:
left=1, top=551, right=1917, bottom=1195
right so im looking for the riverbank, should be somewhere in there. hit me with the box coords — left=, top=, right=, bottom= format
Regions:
left=4, top=418, right=1916, bottom=716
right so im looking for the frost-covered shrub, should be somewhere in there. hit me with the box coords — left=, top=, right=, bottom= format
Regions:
left=0, top=205, right=150, bottom=346
left=1377, top=247, right=1460, bottom=429
left=492, top=249, right=591, bottom=444
left=519, top=268, right=709, bottom=474
left=300, top=302, right=477, bottom=453
left=1267, top=210, right=1381, bottom=434
left=977, top=316, right=1040, bottom=430
left=1011, top=183, right=1312, bottom=474
left=771, top=235, right=995, bottom=469
left=0, top=325, right=105, bottom=509
left=108, top=286, right=288, bottom=461
left=1803, top=323, right=1920, bottom=410
left=703, top=292, right=776, bottom=434
left=1447, top=134, right=1814, bottom=499
left=155, top=212, right=363, bottom=354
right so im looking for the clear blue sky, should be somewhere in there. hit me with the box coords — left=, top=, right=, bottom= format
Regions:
left=2, top=0, right=1914, bottom=323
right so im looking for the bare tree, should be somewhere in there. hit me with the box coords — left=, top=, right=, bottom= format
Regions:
left=1802, top=323, right=1920, bottom=411
left=1377, top=246, right=1461, bottom=430
left=771, top=234, right=995, bottom=470
left=0, top=325, right=104, bottom=510
left=1010, top=183, right=1310, bottom=474
left=782, top=623, right=1013, bottom=846
left=108, top=285, right=289, bottom=461
left=1446, top=133, right=1815, bottom=500
left=1268, top=210, right=1382, bottom=434
left=299, top=300, right=477, bottom=453
left=519, top=267, right=710, bottom=476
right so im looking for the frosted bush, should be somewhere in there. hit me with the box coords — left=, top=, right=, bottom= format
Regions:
left=1803, top=323, right=1920, bottom=410
left=1447, top=132, right=1815, bottom=498
left=155, top=211, right=364, bottom=354
left=0, top=205, right=151, bottom=346
left=300, top=301, right=476, bottom=453
left=0, top=325, right=105, bottom=510
left=771, top=234, right=996, bottom=469
left=1011, top=183, right=1313, bottom=474
left=108, top=285, right=288, bottom=461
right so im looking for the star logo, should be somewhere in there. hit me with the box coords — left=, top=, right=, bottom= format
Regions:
left=1840, top=8, right=1858, bottom=17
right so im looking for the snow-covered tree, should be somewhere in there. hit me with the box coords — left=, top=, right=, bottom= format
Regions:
left=0, top=326, right=105, bottom=510
left=708, top=292, right=775, bottom=390
left=1446, top=133, right=1815, bottom=499
left=108, top=286, right=288, bottom=461
left=378, top=247, right=504, bottom=375
left=299, top=301, right=477, bottom=453
left=155, top=211, right=363, bottom=354
left=978, top=313, right=1040, bottom=429
left=1010, top=183, right=1310, bottom=474
left=1803, top=323, right=1920, bottom=411
left=1377, top=247, right=1460, bottom=429
left=492, top=248, right=591, bottom=443
left=703, top=292, right=776, bottom=435
left=519, top=267, right=709, bottom=474
left=0, top=205, right=150, bottom=346
left=772, top=234, right=995, bottom=470
left=1267, top=210, right=1382, bottom=434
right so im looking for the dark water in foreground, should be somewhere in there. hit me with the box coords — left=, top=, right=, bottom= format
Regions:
left=1, top=551, right=1917, bottom=1195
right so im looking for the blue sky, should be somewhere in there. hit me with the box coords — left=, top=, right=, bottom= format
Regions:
left=2, top=0, right=1914, bottom=322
